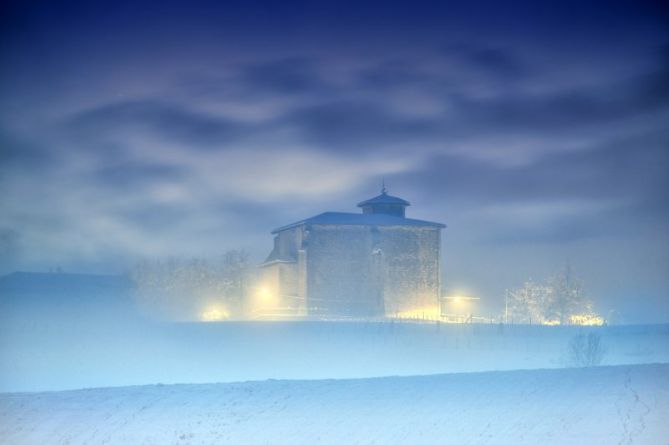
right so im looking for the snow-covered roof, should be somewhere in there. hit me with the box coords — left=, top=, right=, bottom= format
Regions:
left=357, top=192, right=410, bottom=208
left=272, top=212, right=445, bottom=234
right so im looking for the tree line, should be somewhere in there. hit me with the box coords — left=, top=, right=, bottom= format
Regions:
left=130, top=250, right=253, bottom=321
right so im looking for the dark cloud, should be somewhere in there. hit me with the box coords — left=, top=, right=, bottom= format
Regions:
left=281, top=100, right=440, bottom=149
left=91, top=162, right=187, bottom=191
left=357, top=60, right=437, bottom=89
left=259, top=48, right=669, bottom=155
left=447, top=80, right=669, bottom=135
left=239, top=57, right=331, bottom=96
left=390, top=125, right=669, bottom=247
left=67, top=100, right=251, bottom=148
left=633, top=44, right=669, bottom=108
left=442, top=43, right=530, bottom=80
left=116, top=202, right=193, bottom=232
left=407, top=127, right=669, bottom=204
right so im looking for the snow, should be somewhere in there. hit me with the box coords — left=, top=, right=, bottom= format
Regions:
left=2, top=272, right=668, bottom=443
left=1, top=364, right=667, bottom=444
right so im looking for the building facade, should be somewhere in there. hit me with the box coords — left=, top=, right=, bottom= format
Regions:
left=260, top=189, right=445, bottom=318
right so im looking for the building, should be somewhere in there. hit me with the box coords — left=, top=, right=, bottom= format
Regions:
left=260, top=188, right=446, bottom=318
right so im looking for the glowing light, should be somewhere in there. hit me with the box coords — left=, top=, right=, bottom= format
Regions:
left=570, top=314, right=605, bottom=326
left=201, top=307, right=229, bottom=322
left=443, top=293, right=479, bottom=305
left=257, top=286, right=273, bottom=302
left=395, top=306, right=441, bottom=321
left=249, top=285, right=280, bottom=318
left=541, top=314, right=605, bottom=326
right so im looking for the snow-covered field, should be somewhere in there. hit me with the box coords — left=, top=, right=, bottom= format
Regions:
left=2, top=274, right=669, bottom=443
left=1, top=364, right=667, bottom=445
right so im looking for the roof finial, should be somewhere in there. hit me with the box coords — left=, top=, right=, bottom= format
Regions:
left=381, top=177, right=387, bottom=194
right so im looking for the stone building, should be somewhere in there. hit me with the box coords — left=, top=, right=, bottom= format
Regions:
left=260, top=188, right=445, bottom=318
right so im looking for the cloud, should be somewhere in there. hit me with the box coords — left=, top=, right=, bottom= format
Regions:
left=66, top=100, right=252, bottom=148
left=441, top=43, right=530, bottom=80
left=90, top=162, right=187, bottom=191
left=0, top=3, right=668, bottom=322
left=238, top=57, right=331, bottom=96
left=279, top=100, right=442, bottom=151
left=357, top=59, right=437, bottom=90
left=0, top=127, right=54, bottom=168
left=406, top=125, right=669, bottom=204
left=3, top=43, right=666, bottom=269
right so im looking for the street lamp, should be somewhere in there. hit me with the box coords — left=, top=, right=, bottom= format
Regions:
left=442, top=295, right=480, bottom=303
left=440, top=294, right=480, bottom=322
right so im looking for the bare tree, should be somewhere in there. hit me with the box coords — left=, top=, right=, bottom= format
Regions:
left=131, top=250, right=253, bottom=321
left=507, top=279, right=549, bottom=324
left=545, top=263, right=588, bottom=325
left=221, top=250, right=250, bottom=300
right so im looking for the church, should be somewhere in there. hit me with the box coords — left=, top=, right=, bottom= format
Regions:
left=260, top=188, right=445, bottom=318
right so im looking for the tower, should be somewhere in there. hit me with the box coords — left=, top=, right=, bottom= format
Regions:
left=356, top=186, right=411, bottom=217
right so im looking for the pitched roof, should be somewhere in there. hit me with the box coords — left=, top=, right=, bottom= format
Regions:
left=272, top=212, right=445, bottom=234
left=262, top=249, right=297, bottom=265
left=357, top=192, right=410, bottom=208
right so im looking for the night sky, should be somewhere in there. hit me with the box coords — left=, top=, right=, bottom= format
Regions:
left=1, top=0, right=668, bottom=322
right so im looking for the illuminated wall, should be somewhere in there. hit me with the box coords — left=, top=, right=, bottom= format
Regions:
left=376, top=226, right=441, bottom=316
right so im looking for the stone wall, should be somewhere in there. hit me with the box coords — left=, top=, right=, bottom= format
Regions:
left=305, top=224, right=441, bottom=317
left=305, top=225, right=381, bottom=316
left=377, top=226, right=441, bottom=315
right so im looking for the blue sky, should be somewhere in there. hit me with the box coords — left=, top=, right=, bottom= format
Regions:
left=1, top=0, right=668, bottom=321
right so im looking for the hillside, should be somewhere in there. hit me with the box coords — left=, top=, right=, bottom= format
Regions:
left=1, top=364, right=667, bottom=444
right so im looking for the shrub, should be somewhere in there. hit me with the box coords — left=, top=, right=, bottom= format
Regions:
left=568, top=331, right=606, bottom=367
